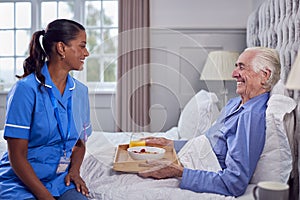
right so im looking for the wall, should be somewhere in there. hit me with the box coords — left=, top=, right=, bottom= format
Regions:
left=252, top=0, right=266, bottom=10
left=148, top=0, right=253, bottom=131
left=149, top=28, right=246, bottom=131
left=0, top=91, right=116, bottom=132
left=150, top=0, right=253, bottom=28
left=89, top=92, right=115, bottom=132
left=0, top=93, right=5, bottom=129
left=0, top=0, right=256, bottom=132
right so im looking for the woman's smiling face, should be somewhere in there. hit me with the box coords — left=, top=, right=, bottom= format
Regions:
left=232, top=50, right=268, bottom=104
left=64, top=30, right=89, bottom=71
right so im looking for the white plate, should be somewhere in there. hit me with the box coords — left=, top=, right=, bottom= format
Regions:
left=127, top=146, right=165, bottom=160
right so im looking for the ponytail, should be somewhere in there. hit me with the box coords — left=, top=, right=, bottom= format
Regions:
left=17, top=30, right=47, bottom=87
left=16, top=19, right=85, bottom=89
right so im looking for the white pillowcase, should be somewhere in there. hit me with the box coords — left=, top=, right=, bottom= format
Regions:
left=250, top=94, right=296, bottom=184
left=270, top=79, right=290, bottom=96
left=177, top=90, right=219, bottom=140
left=0, top=130, right=6, bottom=157
left=178, top=135, right=221, bottom=172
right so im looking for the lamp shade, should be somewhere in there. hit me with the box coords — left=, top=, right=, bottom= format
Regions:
left=286, top=51, right=300, bottom=89
left=200, top=51, right=239, bottom=80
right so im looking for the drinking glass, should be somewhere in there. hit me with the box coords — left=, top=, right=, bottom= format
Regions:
left=129, top=132, right=146, bottom=147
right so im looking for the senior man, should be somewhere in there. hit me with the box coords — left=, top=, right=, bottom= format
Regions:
left=139, top=47, right=281, bottom=197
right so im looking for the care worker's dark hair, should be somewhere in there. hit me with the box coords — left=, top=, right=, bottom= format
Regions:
left=17, top=19, right=85, bottom=87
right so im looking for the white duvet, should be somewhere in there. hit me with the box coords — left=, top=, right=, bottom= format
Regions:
left=0, top=87, right=295, bottom=200
left=81, top=130, right=255, bottom=200
left=0, top=129, right=254, bottom=200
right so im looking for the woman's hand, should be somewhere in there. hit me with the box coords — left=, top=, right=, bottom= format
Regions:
left=65, top=169, right=89, bottom=197
left=65, top=139, right=89, bottom=196
left=144, top=137, right=173, bottom=147
left=138, top=160, right=183, bottom=179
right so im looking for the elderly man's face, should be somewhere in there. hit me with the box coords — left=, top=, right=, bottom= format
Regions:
left=232, top=50, right=267, bottom=104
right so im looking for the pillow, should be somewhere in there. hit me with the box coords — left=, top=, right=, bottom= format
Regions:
left=0, top=130, right=6, bottom=157
left=250, top=94, right=296, bottom=184
left=178, top=135, right=221, bottom=172
left=177, top=90, right=220, bottom=140
left=270, top=79, right=290, bottom=96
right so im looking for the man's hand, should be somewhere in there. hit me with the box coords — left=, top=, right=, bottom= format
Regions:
left=138, top=160, right=183, bottom=179
left=144, top=137, right=174, bottom=147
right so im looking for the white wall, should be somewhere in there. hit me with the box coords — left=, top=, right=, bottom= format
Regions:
left=148, top=0, right=254, bottom=131
left=0, top=0, right=260, bottom=132
left=252, top=0, right=266, bottom=10
left=0, top=93, right=5, bottom=129
left=150, top=0, right=253, bottom=29
left=149, top=28, right=247, bottom=131
left=92, top=0, right=256, bottom=132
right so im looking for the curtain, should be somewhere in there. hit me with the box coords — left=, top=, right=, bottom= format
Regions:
left=116, top=0, right=150, bottom=132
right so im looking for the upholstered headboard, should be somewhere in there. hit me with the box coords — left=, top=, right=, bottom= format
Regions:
left=246, top=0, right=299, bottom=199
left=247, top=0, right=300, bottom=82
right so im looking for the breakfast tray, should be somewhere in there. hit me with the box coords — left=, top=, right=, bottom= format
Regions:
left=113, top=144, right=180, bottom=173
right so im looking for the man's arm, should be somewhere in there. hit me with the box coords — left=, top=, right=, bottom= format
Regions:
left=180, top=111, right=266, bottom=196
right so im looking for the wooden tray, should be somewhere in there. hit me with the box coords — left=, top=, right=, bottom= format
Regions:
left=113, top=144, right=180, bottom=173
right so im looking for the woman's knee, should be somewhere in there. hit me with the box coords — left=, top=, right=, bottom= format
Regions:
left=58, top=189, right=88, bottom=200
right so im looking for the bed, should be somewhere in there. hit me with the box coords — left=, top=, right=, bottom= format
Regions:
left=73, top=82, right=295, bottom=200
left=0, top=85, right=296, bottom=200
left=80, top=0, right=300, bottom=198
left=1, top=0, right=300, bottom=199
left=247, top=0, right=300, bottom=199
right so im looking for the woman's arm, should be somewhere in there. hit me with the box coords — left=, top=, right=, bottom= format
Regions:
left=7, top=138, right=55, bottom=200
left=65, top=139, right=89, bottom=196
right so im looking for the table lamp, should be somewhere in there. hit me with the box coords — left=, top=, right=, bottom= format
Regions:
left=200, top=50, right=239, bottom=105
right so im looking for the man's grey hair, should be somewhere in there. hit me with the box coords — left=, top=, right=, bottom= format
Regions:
left=244, top=47, right=281, bottom=91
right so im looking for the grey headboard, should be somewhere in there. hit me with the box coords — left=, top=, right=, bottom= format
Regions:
left=247, top=0, right=300, bottom=82
left=246, top=0, right=299, bottom=199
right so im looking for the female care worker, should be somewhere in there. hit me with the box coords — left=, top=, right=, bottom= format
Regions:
left=0, top=19, right=92, bottom=200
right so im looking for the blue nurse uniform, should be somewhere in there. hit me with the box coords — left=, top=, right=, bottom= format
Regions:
left=0, top=63, right=92, bottom=199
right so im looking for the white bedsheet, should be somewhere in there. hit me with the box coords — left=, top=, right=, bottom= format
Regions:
left=82, top=130, right=255, bottom=200
left=0, top=129, right=254, bottom=199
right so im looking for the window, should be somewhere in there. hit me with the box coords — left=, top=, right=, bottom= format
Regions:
left=0, top=1, right=31, bottom=91
left=0, top=0, right=118, bottom=92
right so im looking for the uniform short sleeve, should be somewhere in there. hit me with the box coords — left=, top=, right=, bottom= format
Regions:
left=4, top=81, right=35, bottom=140
left=72, top=80, right=92, bottom=141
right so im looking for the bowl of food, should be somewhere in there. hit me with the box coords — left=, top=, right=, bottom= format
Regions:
left=127, top=146, right=166, bottom=160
